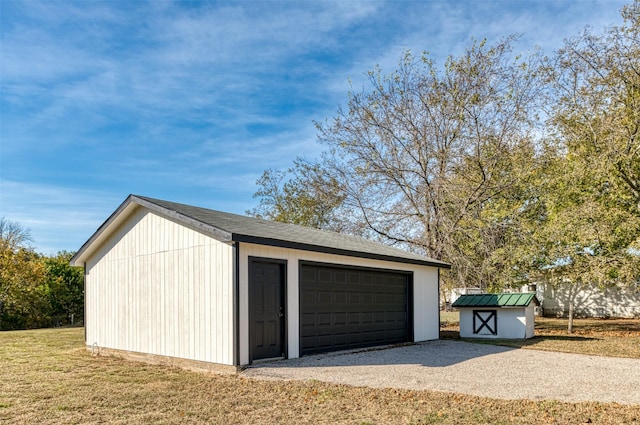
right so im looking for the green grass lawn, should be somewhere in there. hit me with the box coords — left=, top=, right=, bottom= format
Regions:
left=1, top=326, right=639, bottom=424
left=440, top=312, right=640, bottom=359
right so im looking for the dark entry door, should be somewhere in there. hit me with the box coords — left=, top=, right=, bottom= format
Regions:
left=249, top=259, right=285, bottom=361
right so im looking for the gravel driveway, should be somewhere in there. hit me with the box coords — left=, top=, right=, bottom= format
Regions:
left=242, top=340, right=640, bottom=405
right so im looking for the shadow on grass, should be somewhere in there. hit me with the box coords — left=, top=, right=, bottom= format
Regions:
left=536, top=319, right=640, bottom=334
left=441, top=329, right=599, bottom=350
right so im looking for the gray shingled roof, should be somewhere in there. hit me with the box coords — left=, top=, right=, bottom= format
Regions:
left=71, top=194, right=450, bottom=268
left=135, top=195, right=450, bottom=268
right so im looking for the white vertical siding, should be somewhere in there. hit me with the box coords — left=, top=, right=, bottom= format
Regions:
left=413, top=267, right=440, bottom=341
left=238, top=243, right=440, bottom=365
left=498, top=309, right=529, bottom=339
left=525, top=306, right=535, bottom=338
left=85, top=207, right=235, bottom=365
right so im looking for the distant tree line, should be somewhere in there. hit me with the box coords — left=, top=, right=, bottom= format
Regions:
left=250, top=2, right=640, bottom=308
left=0, top=218, right=83, bottom=330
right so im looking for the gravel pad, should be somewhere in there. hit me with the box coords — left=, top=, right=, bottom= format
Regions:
left=242, top=340, right=640, bottom=404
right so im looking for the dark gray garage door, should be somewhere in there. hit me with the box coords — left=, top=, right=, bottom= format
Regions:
left=300, top=263, right=411, bottom=355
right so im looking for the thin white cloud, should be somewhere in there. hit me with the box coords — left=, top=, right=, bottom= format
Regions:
left=0, top=180, right=123, bottom=255
left=3, top=1, right=379, bottom=158
left=332, top=0, right=628, bottom=89
left=153, top=1, right=380, bottom=63
left=0, top=0, right=631, bottom=254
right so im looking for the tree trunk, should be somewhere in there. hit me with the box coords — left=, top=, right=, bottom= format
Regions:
left=568, top=302, right=574, bottom=334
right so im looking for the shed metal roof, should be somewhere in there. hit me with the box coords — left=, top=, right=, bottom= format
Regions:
left=451, top=293, right=539, bottom=308
left=71, top=194, right=451, bottom=269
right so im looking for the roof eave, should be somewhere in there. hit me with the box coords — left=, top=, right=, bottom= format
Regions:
left=232, top=234, right=451, bottom=269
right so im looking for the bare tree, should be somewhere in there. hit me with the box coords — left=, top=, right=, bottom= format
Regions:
left=314, top=38, right=546, bottom=290
left=0, top=217, right=32, bottom=251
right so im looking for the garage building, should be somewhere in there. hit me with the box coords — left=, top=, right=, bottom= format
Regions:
left=71, top=195, right=450, bottom=370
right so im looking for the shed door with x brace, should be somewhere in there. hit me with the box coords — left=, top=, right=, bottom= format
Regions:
left=299, top=263, right=411, bottom=356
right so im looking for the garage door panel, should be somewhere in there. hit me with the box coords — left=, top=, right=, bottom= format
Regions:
left=301, top=290, right=315, bottom=305
left=300, top=264, right=410, bottom=355
left=317, top=269, right=331, bottom=283
left=359, top=331, right=374, bottom=344
left=301, top=335, right=315, bottom=347
left=302, top=267, right=316, bottom=282
left=301, top=311, right=406, bottom=328
left=317, top=334, right=333, bottom=348
left=318, top=291, right=332, bottom=304
left=301, top=313, right=316, bottom=327
left=333, top=333, right=347, bottom=346
left=334, top=292, right=347, bottom=304
left=317, top=313, right=332, bottom=326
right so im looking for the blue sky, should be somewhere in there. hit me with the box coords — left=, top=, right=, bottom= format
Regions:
left=0, top=0, right=628, bottom=255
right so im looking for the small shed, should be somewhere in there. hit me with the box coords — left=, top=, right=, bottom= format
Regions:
left=452, top=293, right=540, bottom=339
left=71, top=195, right=450, bottom=371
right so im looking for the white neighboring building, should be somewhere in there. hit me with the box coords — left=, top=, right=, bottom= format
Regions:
left=448, top=287, right=483, bottom=304
left=530, top=283, right=640, bottom=318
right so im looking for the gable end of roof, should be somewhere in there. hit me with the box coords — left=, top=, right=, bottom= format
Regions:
left=71, top=195, right=234, bottom=266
